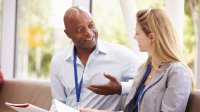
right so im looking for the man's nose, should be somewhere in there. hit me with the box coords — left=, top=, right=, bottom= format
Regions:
left=84, top=28, right=93, bottom=36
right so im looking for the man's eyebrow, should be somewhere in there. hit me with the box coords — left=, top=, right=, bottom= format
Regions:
left=89, top=21, right=94, bottom=24
left=74, top=26, right=82, bottom=30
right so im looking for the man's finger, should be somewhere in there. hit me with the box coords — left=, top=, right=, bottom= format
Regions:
left=88, top=84, right=107, bottom=89
left=87, top=85, right=108, bottom=91
left=87, top=86, right=109, bottom=95
left=103, top=73, right=117, bottom=82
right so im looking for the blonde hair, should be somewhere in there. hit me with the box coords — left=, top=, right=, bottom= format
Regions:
left=136, top=8, right=194, bottom=88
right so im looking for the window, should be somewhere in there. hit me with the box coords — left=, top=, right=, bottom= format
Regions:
left=15, top=0, right=73, bottom=79
left=92, top=0, right=130, bottom=48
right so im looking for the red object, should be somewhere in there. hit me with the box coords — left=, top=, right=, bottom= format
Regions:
left=7, top=103, right=29, bottom=108
left=0, top=69, right=4, bottom=88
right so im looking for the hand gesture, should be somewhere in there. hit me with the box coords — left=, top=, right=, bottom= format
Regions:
left=87, top=73, right=122, bottom=95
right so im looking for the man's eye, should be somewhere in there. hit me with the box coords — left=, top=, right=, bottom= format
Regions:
left=76, top=28, right=82, bottom=32
left=89, top=24, right=94, bottom=28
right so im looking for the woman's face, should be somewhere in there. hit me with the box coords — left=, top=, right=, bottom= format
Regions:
left=134, top=22, right=152, bottom=53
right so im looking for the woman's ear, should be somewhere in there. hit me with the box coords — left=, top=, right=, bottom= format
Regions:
left=149, top=33, right=156, bottom=42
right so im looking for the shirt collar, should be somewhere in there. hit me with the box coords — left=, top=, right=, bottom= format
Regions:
left=95, top=38, right=108, bottom=54
left=65, top=44, right=74, bottom=61
left=65, top=38, right=108, bottom=61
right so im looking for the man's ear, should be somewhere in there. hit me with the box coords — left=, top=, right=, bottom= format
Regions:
left=64, top=29, right=71, bottom=39
left=149, top=33, right=156, bottom=42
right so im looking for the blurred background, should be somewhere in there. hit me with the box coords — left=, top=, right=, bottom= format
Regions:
left=0, top=0, right=199, bottom=87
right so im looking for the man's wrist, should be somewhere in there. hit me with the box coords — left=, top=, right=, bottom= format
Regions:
left=117, top=83, right=122, bottom=95
left=120, top=82, right=131, bottom=95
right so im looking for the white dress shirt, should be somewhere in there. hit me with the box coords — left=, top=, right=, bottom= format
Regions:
left=50, top=39, right=141, bottom=111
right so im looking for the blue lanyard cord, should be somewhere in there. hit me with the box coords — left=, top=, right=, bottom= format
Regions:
left=73, top=48, right=83, bottom=103
left=132, top=65, right=152, bottom=111
left=141, top=65, right=152, bottom=83
left=124, top=66, right=153, bottom=112
left=134, top=85, right=145, bottom=109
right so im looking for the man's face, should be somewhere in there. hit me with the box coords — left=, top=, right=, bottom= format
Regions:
left=64, top=12, right=98, bottom=51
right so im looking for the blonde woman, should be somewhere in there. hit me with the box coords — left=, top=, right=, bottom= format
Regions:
left=81, top=8, right=193, bottom=112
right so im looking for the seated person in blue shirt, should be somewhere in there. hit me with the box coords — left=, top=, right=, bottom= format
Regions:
left=49, top=6, right=142, bottom=112
left=81, top=8, right=193, bottom=112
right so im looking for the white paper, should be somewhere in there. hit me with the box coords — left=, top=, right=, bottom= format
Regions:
left=5, top=102, right=48, bottom=112
left=54, top=99, right=79, bottom=112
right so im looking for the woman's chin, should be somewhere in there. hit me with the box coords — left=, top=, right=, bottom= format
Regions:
left=139, top=49, right=144, bottom=52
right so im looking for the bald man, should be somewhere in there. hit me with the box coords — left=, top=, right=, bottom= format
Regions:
left=49, top=6, right=141, bottom=112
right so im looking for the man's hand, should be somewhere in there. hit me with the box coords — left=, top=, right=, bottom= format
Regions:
left=87, top=73, right=122, bottom=95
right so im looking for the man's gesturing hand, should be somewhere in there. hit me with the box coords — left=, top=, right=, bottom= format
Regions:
left=87, top=73, right=122, bottom=95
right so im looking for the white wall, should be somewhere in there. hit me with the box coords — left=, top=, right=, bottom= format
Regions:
left=0, top=0, right=17, bottom=79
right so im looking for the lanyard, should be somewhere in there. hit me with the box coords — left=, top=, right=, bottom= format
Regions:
left=73, top=48, right=83, bottom=105
left=124, top=65, right=152, bottom=112
left=133, top=65, right=152, bottom=110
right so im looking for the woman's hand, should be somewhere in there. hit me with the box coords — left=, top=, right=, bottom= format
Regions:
left=80, top=108, right=110, bottom=112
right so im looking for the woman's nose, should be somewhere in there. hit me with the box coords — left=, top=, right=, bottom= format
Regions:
left=133, top=35, right=136, bottom=39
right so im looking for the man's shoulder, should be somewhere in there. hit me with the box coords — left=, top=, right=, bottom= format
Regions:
left=99, top=40, right=142, bottom=62
left=98, top=40, right=142, bottom=64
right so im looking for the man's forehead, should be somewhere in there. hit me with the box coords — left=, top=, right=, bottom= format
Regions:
left=64, top=6, right=91, bottom=19
left=64, top=6, right=93, bottom=29
left=68, top=17, right=94, bottom=29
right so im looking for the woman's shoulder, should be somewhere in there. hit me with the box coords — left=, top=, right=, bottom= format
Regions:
left=167, top=61, right=189, bottom=71
left=156, top=61, right=191, bottom=81
left=164, top=61, right=191, bottom=80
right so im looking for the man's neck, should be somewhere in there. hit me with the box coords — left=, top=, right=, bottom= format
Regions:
left=76, top=48, right=95, bottom=65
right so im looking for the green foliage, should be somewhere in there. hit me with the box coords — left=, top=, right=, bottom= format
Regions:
left=93, top=0, right=166, bottom=49
left=183, top=0, right=199, bottom=71
left=183, top=15, right=195, bottom=70
left=17, top=0, right=52, bottom=26
left=93, top=0, right=131, bottom=48
left=17, top=0, right=54, bottom=78
left=15, top=0, right=199, bottom=78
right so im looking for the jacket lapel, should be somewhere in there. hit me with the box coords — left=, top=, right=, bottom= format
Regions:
left=124, top=63, right=172, bottom=110
left=143, top=69, right=165, bottom=92
left=142, top=63, right=170, bottom=98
